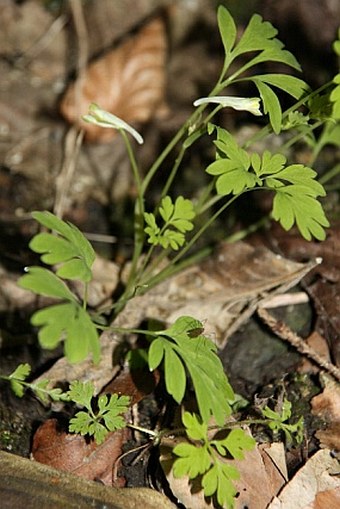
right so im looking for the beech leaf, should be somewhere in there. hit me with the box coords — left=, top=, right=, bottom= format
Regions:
left=60, top=17, right=167, bottom=142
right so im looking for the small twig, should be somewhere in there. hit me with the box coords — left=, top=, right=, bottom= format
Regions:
left=16, top=15, right=67, bottom=66
left=53, top=127, right=83, bottom=218
left=53, top=0, right=88, bottom=218
left=112, top=442, right=151, bottom=483
left=257, top=307, right=340, bottom=383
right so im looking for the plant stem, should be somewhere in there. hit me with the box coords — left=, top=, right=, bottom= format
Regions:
left=115, top=130, right=145, bottom=314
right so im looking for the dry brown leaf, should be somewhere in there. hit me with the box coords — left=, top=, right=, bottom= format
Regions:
left=311, top=376, right=340, bottom=452
left=299, top=331, right=331, bottom=375
left=303, top=486, right=340, bottom=509
left=268, top=449, right=340, bottom=509
left=105, top=364, right=159, bottom=406
left=32, top=418, right=130, bottom=486
left=60, top=17, right=167, bottom=142
left=311, top=377, right=340, bottom=423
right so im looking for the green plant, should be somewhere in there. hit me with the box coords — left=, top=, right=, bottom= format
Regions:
left=2, top=364, right=130, bottom=445
left=1, top=363, right=302, bottom=509
left=19, top=211, right=100, bottom=363
left=5, top=5, right=340, bottom=508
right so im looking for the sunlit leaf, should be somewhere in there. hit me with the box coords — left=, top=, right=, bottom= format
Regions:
left=217, top=5, right=237, bottom=55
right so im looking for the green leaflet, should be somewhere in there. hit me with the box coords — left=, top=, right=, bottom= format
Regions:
left=202, top=463, right=239, bottom=509
left=7, top=363, right=31, bottom=398
left=19, top=266, right=76, bottom=301
left=217, top=5, right=237, bottom=55
left=330, top=31, right=340, bottom=119
left=261, top=400, right=304, bottom=444
left=31, top=301, right=100, bottom=364
left=30, top=211, right=95, bottom=282
left=250, top=75, right=309, bottom=134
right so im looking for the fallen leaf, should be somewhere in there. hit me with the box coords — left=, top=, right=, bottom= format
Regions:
left=299, top=331, right=331, bottom=375
left=268, top=449, right=340, bottom=509
left=60, top=17, right=167, bottom=142
left=32, top=418, right=130, bottom=486
left=304, top=486, right=340, bottom=509
left=311, top=377, right=340, bottom=422
left=311, top=376, right=340, bottom=452
left=105, top=364, right=160, bottom=406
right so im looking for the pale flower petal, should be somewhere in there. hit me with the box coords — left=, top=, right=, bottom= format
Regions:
left=193, top=96, right=262, bottom=116
left=83, top=103, right=144, bottom=144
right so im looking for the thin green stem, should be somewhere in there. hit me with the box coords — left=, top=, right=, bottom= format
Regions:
left=120, top=129, right=143, bottom=205
left=160, top=145, right=187, bottom=200
left=83, top=282, right=88, bottom=310
left=142, top=245, right=213, bottom=292
left=319, top=163, right=340, bottom=185
left=115, top=130, right=145, bottom=314
left=282, top=120, right=323, bottom=150
left=138, top=247, right=170, bottom=282
left=95, top=324, right=159, bottom=337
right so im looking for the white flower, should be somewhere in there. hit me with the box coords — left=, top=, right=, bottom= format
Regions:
left=193, top=96, right=262, bottom=116
left=83, top=103, right=144, bottom=144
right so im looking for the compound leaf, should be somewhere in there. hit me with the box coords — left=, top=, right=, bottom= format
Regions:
left=144, top=196, right=195, bottom=250
left=68, top=382, right=129, bottom=444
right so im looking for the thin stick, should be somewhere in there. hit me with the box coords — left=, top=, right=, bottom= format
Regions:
left=54, top=0, right=88, bottom=218
left=257, top=307, right=340, bottom=383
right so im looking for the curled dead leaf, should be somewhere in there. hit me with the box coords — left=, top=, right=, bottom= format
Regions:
left=32, top=418, right=130, bottom=486
left=60, top=17, right=167, bottom=142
